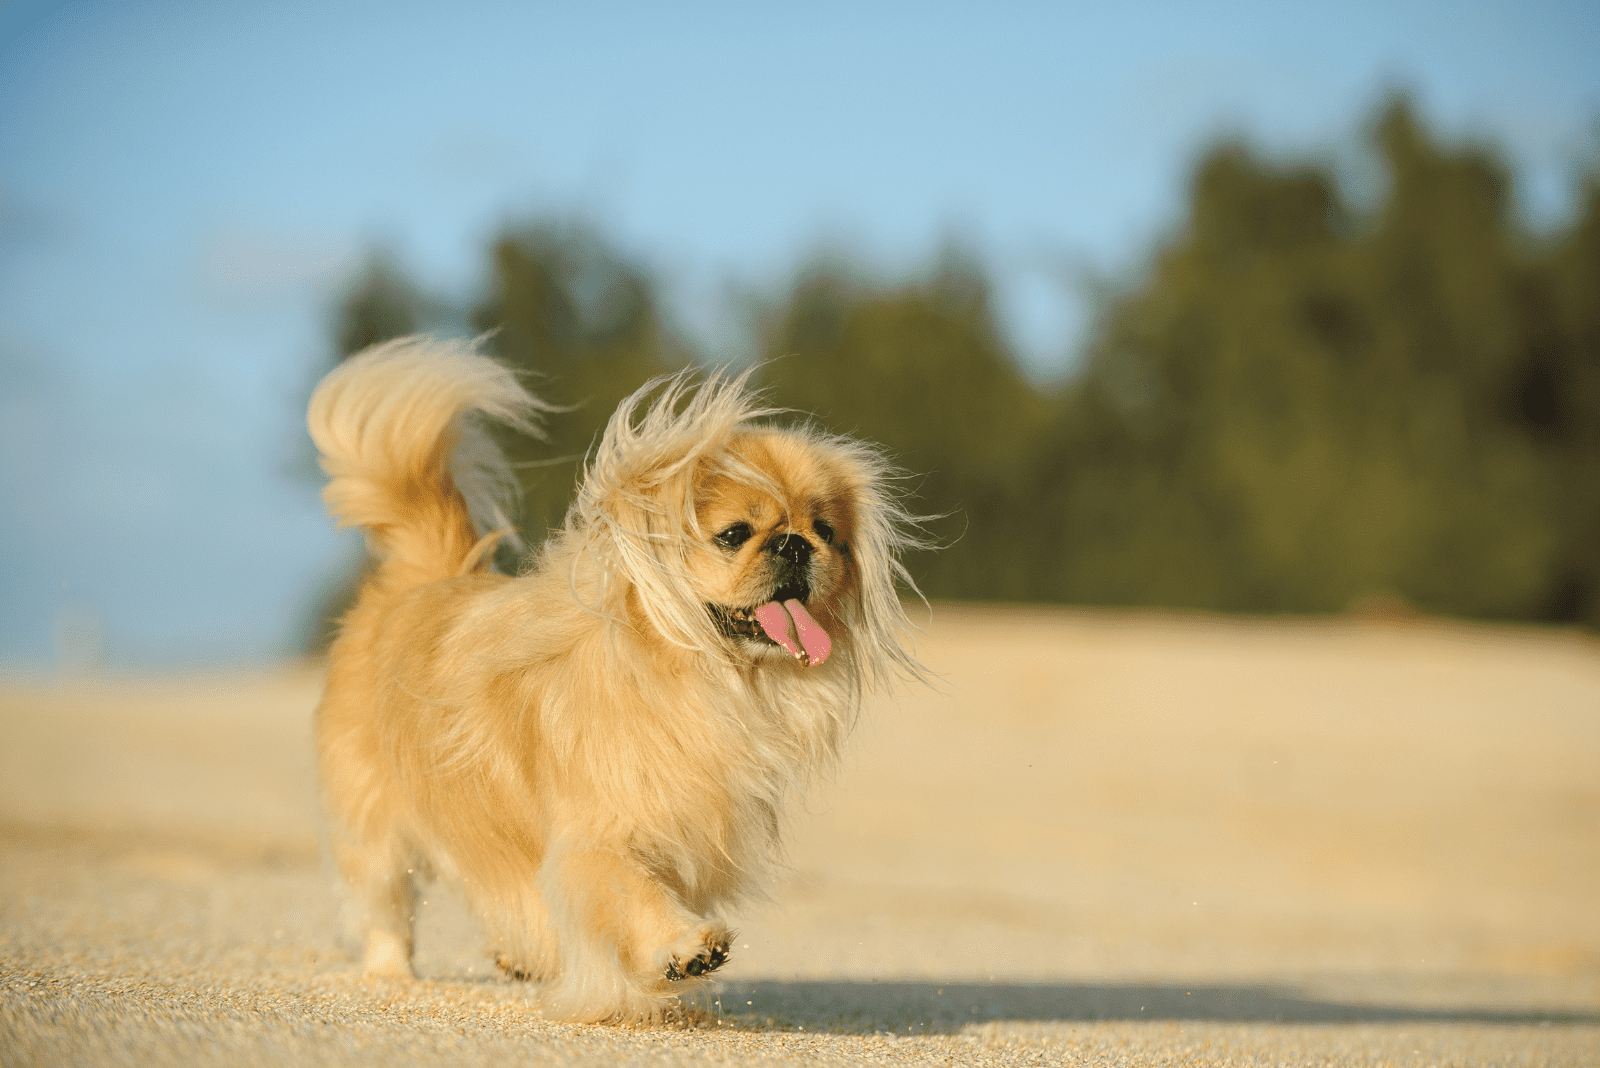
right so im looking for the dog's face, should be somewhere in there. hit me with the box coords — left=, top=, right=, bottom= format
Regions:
left=579, top=374, right=907, bottom=676
left=687, top=429, right=858, bottom=666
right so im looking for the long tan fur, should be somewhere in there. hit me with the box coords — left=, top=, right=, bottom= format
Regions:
left=308, top=336, right=921, bottom=1022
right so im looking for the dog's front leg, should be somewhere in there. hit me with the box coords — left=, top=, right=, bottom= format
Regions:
left=541, top=840, right=732, bottom=988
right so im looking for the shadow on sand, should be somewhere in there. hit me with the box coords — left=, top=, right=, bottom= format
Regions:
left=704, top=980, right=1600, bottom=1033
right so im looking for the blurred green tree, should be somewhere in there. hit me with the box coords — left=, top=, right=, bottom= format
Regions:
left=1031, top=98, right=1581, bottom=621
left=1536, top=172, right=1600, bottom=624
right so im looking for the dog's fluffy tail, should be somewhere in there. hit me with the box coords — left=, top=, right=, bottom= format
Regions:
left=307, top=336, right=548, bottom=589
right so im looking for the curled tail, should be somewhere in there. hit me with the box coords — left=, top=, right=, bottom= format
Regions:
left=307, top=336, right=548, bottom=589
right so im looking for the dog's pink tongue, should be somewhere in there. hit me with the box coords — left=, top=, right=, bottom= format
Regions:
left=753, top=602, right=802, bottom=660
left=752, top=600, right=832, bottom=667
left=784, top=599, right=832, bottom=666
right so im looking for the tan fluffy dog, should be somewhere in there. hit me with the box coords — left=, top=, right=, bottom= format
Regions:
left=307, top=337, right=920, bottom=1022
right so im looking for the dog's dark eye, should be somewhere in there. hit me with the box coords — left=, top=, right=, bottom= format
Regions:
left=715, top=522, right=753, bottom=550
left=813, top=520, right=835, bottom=544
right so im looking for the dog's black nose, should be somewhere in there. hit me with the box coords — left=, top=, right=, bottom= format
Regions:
left=767, top=533, right=813, bottom=603
left=768, top=532, right=812, bottom=568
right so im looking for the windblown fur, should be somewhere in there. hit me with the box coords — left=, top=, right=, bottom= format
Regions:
left=308, top=336, right=921, bottom=1022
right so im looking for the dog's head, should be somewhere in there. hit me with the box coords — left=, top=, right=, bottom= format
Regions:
left=564, top=371, right=920, bottom=685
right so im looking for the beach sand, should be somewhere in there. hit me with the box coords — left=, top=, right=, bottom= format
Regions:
left=3, top=605, right=1598, bottom=1065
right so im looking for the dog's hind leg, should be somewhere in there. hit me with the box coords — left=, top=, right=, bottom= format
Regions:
left=326, top=814, right=421, bottom=979
left=358, top=853, right=419, bottom=979
left=318, top=674, right=425, bottom=979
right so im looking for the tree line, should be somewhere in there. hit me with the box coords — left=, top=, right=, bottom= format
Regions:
left=312, top=98, right=1600, bottom=645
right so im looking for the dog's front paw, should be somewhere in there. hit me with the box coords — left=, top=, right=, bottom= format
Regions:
left=664, top=940, right=729, bottom=981
left=659, top=922, right=732, bottom=982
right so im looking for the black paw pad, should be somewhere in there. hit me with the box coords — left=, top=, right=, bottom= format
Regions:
left=665, top=940, right=730, bottom=982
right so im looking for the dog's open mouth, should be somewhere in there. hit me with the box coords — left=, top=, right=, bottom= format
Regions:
left=709, top=597, right=832, bottom=667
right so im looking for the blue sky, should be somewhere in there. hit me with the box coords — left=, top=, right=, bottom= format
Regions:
left=3, top=0, right=1598, bottom=667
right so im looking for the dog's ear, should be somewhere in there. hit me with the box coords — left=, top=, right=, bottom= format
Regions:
left=569, top=370, right=772, bottom=651
left=808, top=434, right=930, bottom=690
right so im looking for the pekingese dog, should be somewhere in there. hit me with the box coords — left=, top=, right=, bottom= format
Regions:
left=307, top=337, right=920, bottom=1022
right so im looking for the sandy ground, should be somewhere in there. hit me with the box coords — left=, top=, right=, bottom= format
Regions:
left=3, top=605, right=1598, bottom=1066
